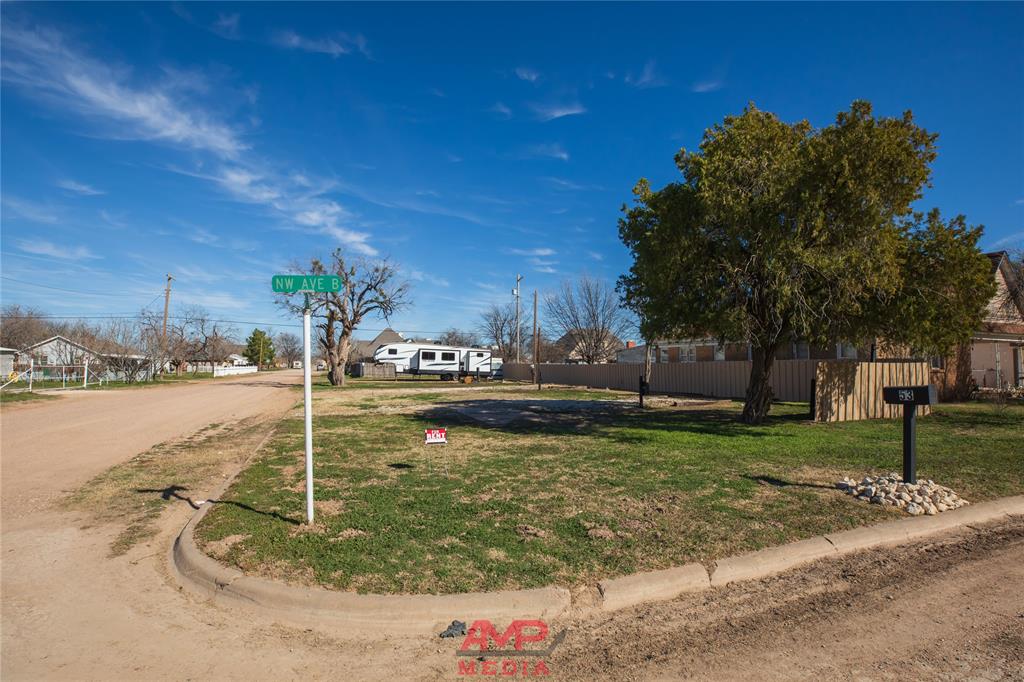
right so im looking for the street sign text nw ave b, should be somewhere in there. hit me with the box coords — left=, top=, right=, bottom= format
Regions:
left=272, top=274, right=343, bottom=294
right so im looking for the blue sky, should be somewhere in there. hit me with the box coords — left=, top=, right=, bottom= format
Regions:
left=2, top=2, right=1022, bottom=340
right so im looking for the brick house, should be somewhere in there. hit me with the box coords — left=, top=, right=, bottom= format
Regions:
left=931, top=251, right=1023, bottom=396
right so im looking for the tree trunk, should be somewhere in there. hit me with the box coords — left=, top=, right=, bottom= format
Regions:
left=741, top=343, right=777, bottom=424
left=643, top=341, right=653, bottom=384
left=327, top=333, right=351, bottom=387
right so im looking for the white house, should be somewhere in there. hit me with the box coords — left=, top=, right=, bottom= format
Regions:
left=227, top=353, right=249, bottom=366
left=0, top=347, right=16, bottom=377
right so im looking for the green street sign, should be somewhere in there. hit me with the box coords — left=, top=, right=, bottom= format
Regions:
left=272, top=274, right=343, bottom=293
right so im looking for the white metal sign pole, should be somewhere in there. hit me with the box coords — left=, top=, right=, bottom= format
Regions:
left=303, top=294, right=314, bottom=524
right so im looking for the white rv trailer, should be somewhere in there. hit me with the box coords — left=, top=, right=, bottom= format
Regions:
left=373, top=343, right=492, bottom=380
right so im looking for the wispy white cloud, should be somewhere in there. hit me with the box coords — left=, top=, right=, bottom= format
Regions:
left=529, top=100, right=586, bottom=122
left=691, top=79, right=724, bottom=93
left=5, top=22, right=380, bottom=258
left=408, top=269, right=451, bottom=288
left=541, top=176, right=587, bottom=191
left=508, top=247, right=556, bottom=257
left=515, top=67, right=540, bottom=83
left=446, top=152, right=463, bottom=163
left=186, top=227, right=221, bottom=246
left=99, top=209, right=127, bottom=228
left=2, top=23, right=247, bottom=157
left=1014, top=198, right=1024, bottom=205
left=524, top=143, right=569, bottom=161
left=490, top=101, right=512, bottom=119
left=174, top=264, right=223, bottom=283
left=211, top=13, right=241, bottom=40
left=625, top=60, right=667, bottom=89
left=533, top=265, right=557, bottom=274
left=56, top=179, right=104, bottom=196
left=429, top=87, right=445, bottom=98
left=18, top=239, right=99, bottom=260
left=989, top=231, right=1024, bottom=249
left=272, top=29, right=370, bottom=58
left=2, top=196, right=60, bottom=223
left=587, top=251, right=604, bottom=261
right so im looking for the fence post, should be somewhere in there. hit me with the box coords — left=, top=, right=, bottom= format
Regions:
left=809, top=378, right=816, bottom=420
left=28, top=358, right=34, bottom=392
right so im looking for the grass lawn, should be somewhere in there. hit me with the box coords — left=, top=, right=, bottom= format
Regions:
left=66, top=417, right=275, bottom=556
left=195, top=386, right=1024, bottom=595
left=306, top=374, right=510, bottom=392
left=0, top=390, right=58, bottom=404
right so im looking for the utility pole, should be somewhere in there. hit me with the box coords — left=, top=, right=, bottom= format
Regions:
left=161, top=273, right=173, bottom=377
left=533, top=290, right=540, bottom=391
left=513, top=274, right=522, bottom=363
left=258, top=332, right=264, bottom=371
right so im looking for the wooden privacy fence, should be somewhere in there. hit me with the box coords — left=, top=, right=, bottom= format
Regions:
left=503, top=359, right=932, bottom=422
left=814, top=360, right=931, bottom=422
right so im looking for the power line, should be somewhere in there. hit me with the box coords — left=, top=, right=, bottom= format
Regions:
left=0, top=276, right=163, bottom=298
left=0, top=313, right=451, bottom=334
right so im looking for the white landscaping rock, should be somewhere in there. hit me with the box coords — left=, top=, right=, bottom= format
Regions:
left=834, top=473, right=969, bottom=516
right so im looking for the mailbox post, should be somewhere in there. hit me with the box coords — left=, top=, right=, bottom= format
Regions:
left=882, top=385, right=937, bottom=484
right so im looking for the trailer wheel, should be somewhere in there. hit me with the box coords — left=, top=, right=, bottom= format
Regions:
left=441, top=373, right=453, bottom=381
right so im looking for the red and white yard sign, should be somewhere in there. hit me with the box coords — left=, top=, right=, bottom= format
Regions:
left=424, top=428, right=448, bottom=444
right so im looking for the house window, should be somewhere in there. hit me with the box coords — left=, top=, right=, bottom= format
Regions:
left=441, top=352, right=456, bottom=362
left=388, top=348, right=397, bottom=355
left=794, top=342, right=810, bottom=360
left=837, top=342, right=858, bottom=359
left=930, top=356, right=945, bottom=370
left=714, top=345, right=726, bottom=361
left=422, top=351, right=436, bottom=360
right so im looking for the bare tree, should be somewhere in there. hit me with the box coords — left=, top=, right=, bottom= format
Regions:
left=544, top=275, right=630, bottom=364
left=996, top=249, right=1023, bottom=320
left=190, top=308, right=236, bottom=372
left=277, top=249, right=410, bottom=386
left=275, top=332, right=302, bottom=368
left=0, top=304, right=54, bottom=349
left=439, top=327, right=479, bottom=347
left=95, top=318, right=150, bottom=383
left=477, top=303, right=520, bottom=359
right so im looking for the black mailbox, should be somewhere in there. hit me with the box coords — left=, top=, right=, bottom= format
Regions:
left=882, top=384, right=937, bottom=484
left=882, top=385, right=937, bottom=406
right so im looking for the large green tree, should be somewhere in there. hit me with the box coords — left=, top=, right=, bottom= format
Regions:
left=244, top=328, right=275, bottom=368
left=619, top=101, right=994, bottom=424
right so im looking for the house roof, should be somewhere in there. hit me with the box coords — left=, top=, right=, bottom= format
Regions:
left=21, top=335, right=99, bottom=356
left=20, top=334, right=147, bottom=360
left=350, top=328, right=406, bottom=360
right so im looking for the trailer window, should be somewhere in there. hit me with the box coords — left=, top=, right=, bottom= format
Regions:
left=441, top=352, right=456, bottom=361
left=421, top=351, right=436, bottom=360
left=476, top=352, right=484, bottom=357
left=387, top=348, right=397, bottom=355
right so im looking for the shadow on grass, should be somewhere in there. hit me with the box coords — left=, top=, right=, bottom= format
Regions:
left=414, top=400, right=806, bottom=442
left=135, top=485, right=301, bottom=525
left=743, top=475, right=835, bottom=490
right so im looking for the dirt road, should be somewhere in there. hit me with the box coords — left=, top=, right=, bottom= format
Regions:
left=2, top=377, right=1021, bottom=680
left=0, top=372, right=301, bottom=518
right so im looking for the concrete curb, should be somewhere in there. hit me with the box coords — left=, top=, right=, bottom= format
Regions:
left=710, top=536, right=837, bottom=587
left=598, top=563, right=710, bottom=611
left=172, top=494, right=1024, bottom=628
left=172, top=501, right=571, bottom=633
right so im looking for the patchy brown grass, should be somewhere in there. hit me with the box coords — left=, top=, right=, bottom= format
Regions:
left=65, top=417, right=278, bottom=556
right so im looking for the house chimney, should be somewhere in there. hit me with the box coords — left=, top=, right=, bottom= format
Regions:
left=626, top=340, right=637, bottom=349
